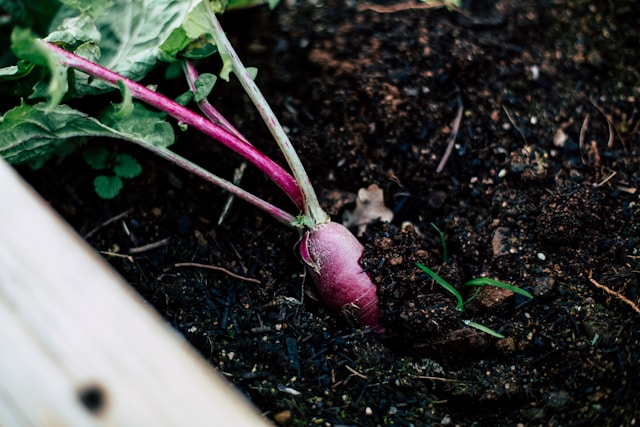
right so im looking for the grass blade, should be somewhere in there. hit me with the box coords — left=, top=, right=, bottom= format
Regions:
left=416, top=263, right=464, bottom=311
left=430, top=222, right=447, bottom=263
left=463, top=319, right=505, bottom=339
left=464, top=277, right=533, bottom=299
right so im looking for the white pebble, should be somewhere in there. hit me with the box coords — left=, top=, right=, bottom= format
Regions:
left=537, top=252, right=546, bottom=261
left=530, top=65, right=540, bottom=80
left=365, top=407, right=373, bottom=416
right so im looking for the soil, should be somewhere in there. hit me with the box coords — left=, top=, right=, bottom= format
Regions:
left=13, top=0, right=640, bottom=425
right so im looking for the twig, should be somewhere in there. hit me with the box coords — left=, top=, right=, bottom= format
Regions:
left=83, top=210, right=130, bottom=239
left=593, top=170, right=616, bottom=188
left=588, top=270, right=640, bottom=315
left=129, top=237, right=171, bottom=254
left=219, top=162, right=247, bottom=225
left=588, top=98, right=621, bottom=148
left=344, top=365, right=368, bottom=380
left=502, top=105, right=527, bottom=144
left=174, top=262, right=261, bottom=284
left=413, top=376, right=469, bottom=383
left=436, top=93, right=463, bottom=173
left=99, top=250, right=135, bottom=263
left=578, top=113, right=589, bottom=166
left=626, top=118, right=640, bottom=143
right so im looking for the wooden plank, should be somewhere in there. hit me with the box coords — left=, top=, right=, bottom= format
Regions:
left=0, top=159, right=273, bottom=427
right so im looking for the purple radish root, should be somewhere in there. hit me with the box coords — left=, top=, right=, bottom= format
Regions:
left=299, top=221, right=384, bottom=333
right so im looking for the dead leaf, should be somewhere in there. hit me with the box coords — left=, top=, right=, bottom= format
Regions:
left=342, top=184, right=394, bottom=235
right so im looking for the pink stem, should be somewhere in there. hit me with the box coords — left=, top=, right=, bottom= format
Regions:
left=182, top=60, right=249, bottom=144
left=141, top=142, right=297, bottom=226
left=41, top=41, right=304, bottom=210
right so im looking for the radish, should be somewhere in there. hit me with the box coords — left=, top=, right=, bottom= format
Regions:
left=299, top=222, right=384, bottom=333
left=6, top=3, right=385, bottom=332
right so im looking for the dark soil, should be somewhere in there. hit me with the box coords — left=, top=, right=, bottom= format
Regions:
left=16, top=0, right=640, bottom=425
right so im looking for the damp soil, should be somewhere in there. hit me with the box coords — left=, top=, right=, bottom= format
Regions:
left=15, top=0, right=640, bottom=425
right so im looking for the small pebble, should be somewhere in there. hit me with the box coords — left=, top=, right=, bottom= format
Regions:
left=537, top=252, right=546, bottom=261
left=530, top=65, right=540, bottom=80
left=365, top=407, right=373, bottom=416
left=274, top=410, right=292, bottom=425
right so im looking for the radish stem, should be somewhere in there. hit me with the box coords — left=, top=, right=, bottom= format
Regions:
left=41, top=40, right=305, bottom=211
left=138, top=144, right=297, bottom=226
left=204, top=3, right=329, bottom=227
left=182, top=60, right=249, bottom=144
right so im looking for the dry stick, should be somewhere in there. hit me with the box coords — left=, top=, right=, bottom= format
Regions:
left=99, top=250, right=135, bottom=263
left=594, top=171, right=616, bottom=188
left=174, top=262, right=261, bottom=284
left=83, top=210, right=130, bottom=239
left=502, top=104, right=527, bottom=144
left=588, top=98, right=621, bottom=148
left=218, top=162, right=247, bottom=225
left=627, top=118, right=640, bottom=142
left=588, top=270, right=640, bottom=315
left=436, top=93, right=463, bottom=173
left=579, top=113, right=590, bottom=166
left=413, top=376, right=469, bottom=383
left=344, top=365, right=368, bottom=379
left=129, top=237, right=171, bottom=254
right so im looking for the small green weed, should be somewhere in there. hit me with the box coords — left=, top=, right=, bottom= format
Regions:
left=83, top=146, right=142, bottom=199
left=430, top=222, right=447, bottom=263
left=416, top=262, right=533, bottom=338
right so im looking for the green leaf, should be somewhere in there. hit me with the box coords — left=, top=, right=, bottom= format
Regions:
left=74, top=41, right=101, bottom=63
left=159, top=27, right=191, bottom=59
left=58, top=0, right=115, bottom=20
left=246, top=67, right=258, bottom=80
left=218, top=51, right=233, bottom=81
left=44, top=14, right=101, bottom=46
left=464, top=277, right=534, bottom=299
left=159, top=2, right=217, bottom=61
left=0, top=102, right=113, bottom=164
left=112, top=80, right=134, bottom=119
left=462, top=320, right=505, bottom=339
left=103, top=102, right=175, bottom=148
left=208, top=0, right=230, bottom=14
left=0, top=58, right=43, bottom=98
left=0, top=60, right=35, bottom=80
left=194, top=72, right=216, bottom=102
left=416, top=263, right=465, bottom=311
left=227, top=0, right=280, bottom=10
left=51, top=0, right=196, bottom=94
left=93, top=175, right=123, bottom=199
left=114, top=153, right=142, bottom=178
left=83, top=145, right=110, bottom=170
left=430, top=222, right=447, bottom=263
left=174, top=90, right=194, bottom=106
left=11, top=27, right=69, bottom=108
left=0, top=101, right=175, bottom=166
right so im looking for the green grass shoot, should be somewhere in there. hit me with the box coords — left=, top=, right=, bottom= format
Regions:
left=416, top=263, right=464, bottom=311
left=463, top=320, right=505, bottom=339
left=416, top=262, right=532, bottom=338
left=430, top=223, right=447, bottom=263
left=464, top=277, right=534, bottom=299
